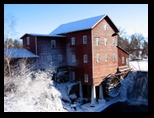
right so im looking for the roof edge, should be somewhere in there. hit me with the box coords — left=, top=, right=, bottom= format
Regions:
left=20, top=33, right=65, bottom=39
left=117, top=45, right=130, bottom=55
left=92, top=14, right=107, bottom=28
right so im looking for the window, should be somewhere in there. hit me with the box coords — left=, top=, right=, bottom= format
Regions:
left=71, top=37, right=75, bottom=45
left=84, top=74, right=88, bottom=82
left=51, top=40, right=56, bottom=48
left=112, top=54, right=116, bottom=61
left=58, top=55, right=62, bottom=62
left=104, top=38, right=107, bottom=46
left=71, top=72, right=75, bottom=81
left=83, top=54, right=88, bottom=63
left=126, top=58, right=129, bottom=66
left=83, top=35, right=87, bottom=44
left=26, top=37, right=30, bottom=45
left=112, top=39, right=115, bottom=46
left=105, top=54, right=108, bottom=62
left=52, top=55, right=56, bottom=61
left=96, top=37, right=99, bottom=46
left=96, top=54, right=100, bottom=63
left=72, top=54, right=76, bottom=63
left=122, top=57, right=125, bottom=64
left=104, top=24, right=107, bottom=30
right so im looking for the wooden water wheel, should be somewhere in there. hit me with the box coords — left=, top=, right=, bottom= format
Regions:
left=105, top=75, right=121, bottom=97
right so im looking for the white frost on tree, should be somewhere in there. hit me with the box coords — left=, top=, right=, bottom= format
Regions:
left=4, top=62, right=68, bottom=112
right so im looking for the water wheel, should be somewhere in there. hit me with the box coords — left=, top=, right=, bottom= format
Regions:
left=105, top=75, right=121, bottom=97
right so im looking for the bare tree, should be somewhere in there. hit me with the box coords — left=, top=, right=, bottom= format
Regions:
left=141, top=40, right=148, bottom=58
left=118, top=27, right=127, bottom=38
left=13, top=39, right=22, bottom=48
left=117, top=27, right=130, bottom=52
left=4, top=15, right=17, bottom=77
left=4, top=15, right=17, bottom=40
left=129, top=33, right=145, bottom=57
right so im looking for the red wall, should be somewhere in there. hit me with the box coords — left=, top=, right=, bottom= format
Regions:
left=21, top=16, right=121, bottom=87
left=92, top=18, right=118, bottom=86
left=66, top=30, right=93, bottom=85
left=117, top=47, right=129, bottom=67
left=22, top=35, right=36, bottom=54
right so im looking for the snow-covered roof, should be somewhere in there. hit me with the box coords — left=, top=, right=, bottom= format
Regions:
left=4, top=48, right=39, bottom=58
left=20, top=33, right=65, bottom=39
left=49, top=14, right=107, bottom=35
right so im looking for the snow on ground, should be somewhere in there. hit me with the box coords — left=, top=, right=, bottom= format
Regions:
left=129, top=59, right=148, bottom=72
left=4, top=59, right=148, bottom=112
left=4, top=70, right=67, bottom=112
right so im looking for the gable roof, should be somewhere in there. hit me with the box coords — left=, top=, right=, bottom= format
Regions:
left=117, top=46, right=130, bottom=55
left=4, top=48, right=39, bottom=58
left=20, top=14, right=119, bottom=38
left=49, top=14, right=114, bottom=35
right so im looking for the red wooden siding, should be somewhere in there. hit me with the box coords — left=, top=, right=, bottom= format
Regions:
left=20, top=15, right=123, bottom=87
left=22, top=35, right=36, bottom=54
left=66, top=30, right=93, bottom=85
left=117, top=46, right=129, bottom=67
left=92, top=18, right=118, bottom=86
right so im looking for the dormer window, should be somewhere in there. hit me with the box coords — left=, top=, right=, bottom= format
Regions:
left=26, top=37, right=30, bottom=45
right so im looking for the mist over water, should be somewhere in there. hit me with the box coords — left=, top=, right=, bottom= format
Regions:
left=120, top=71, right=148, bottom=105
left=103, top=71, right=148, bottom=112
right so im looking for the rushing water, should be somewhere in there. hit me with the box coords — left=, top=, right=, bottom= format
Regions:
left=102, top=71, right=148, bottom=112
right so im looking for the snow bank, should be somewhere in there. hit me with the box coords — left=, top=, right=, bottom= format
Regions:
left=129, top=59, right=148, bottom=72
left=4, top=70, right=68, bottom=112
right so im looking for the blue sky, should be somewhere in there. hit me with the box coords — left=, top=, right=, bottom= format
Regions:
left=4, top=4, right=148, bottom=40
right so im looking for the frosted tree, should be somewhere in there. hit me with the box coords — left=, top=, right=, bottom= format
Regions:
left=4, top=14, right=20, bottom=77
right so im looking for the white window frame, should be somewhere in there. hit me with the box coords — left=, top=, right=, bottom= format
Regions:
left=71, top=37, right=75, bottom=45
left=104, top=38, right=107, bottom=46
left=96, top=37, right=99, bottom=46
left=58, top=55, right=62, bottom=63
left=84, top=74, right=88, bottom=82
left=71, top=71, right=75, bottom=81
left=51, top=40, right=56, bottom=48
left=105, top=54, right=108, bottom=62
left=126, top=58, right=129, bottom=66
left=27, top=37, right=30, bottom=45
left=112, top=54, right=116, bottom=61
left=83, top=35, right=87, bottom=44
left=96, top=54, right=100, bottom=63
left=83, top=54, right=88, bottom=63
left=104, top=24, right=107, bottom=30
left=112, top=39, right=115, bottom=46
left=72, top=54, right=76, bottom=63
left=122, top=57, right=125, bottom=64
